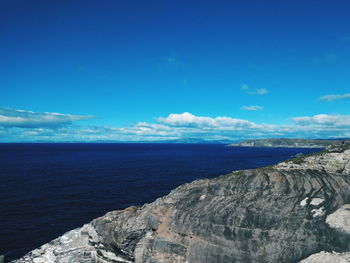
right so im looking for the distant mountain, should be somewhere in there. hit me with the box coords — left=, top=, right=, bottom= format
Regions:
left=86, top=138, right=236, bottom=144
left=11, top=138, right=237, bottom=144
left=155, top=138, right=236, bottom=144
left=229, top=138, right=348, bottom=148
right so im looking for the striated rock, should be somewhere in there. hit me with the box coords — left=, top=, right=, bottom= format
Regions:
left=12, top=142, right=350, bottom=263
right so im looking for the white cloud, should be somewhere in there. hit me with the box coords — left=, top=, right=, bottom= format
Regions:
left=0, top=107, right=93, bottom=128
left=241, top=84, right=268, bottom=95
left=2, top=109, right=350, bottom=142
left=117, top=122, right=174, bottom=136
left=151, top=113, right=350, bottom=140
left=292, top=114, right=350, bottom=127
left=320, top=93, right=350, bottom=101
left=240, top=105, right=264, bottom=111
left=157, top=112, right=257, bottom=129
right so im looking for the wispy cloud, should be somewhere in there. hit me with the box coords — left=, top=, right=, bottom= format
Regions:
left=319, top=93, right=350, bottom=101
left=240, top=105, right=263, bottom=111
left=1, top=109, right=350, bottom=142
left=181, top=77, right=189, bottom=87
left=0, top=107, right=93, bottom=128
left=241, top=84, right=250, bottom=91
left=166, top=55, right=179, bottom=66
left=241, top=84, right=268, bottom=95
left=157, top=54, right=182, bottom=72
left=256, top=88, right=268, bottom=95
left=292, top=114, right=350, bottom=127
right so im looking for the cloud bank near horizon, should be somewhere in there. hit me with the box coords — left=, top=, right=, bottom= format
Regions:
left=1, top=108, right=350, bottom=142
left=0, top=107, right=93, bottom=128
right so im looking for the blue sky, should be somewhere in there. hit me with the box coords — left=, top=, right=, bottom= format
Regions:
left=1, top=0, right=350, bottom=142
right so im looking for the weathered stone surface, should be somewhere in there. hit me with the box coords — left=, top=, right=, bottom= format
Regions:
left=326, top=204, right=350, bottom=234
left=300, top=251, right=350, bottom=263
left=12, top=142, right=350, bottom=263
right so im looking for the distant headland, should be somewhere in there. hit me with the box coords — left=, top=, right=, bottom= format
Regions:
left=229, top=138, right=347, bottom=148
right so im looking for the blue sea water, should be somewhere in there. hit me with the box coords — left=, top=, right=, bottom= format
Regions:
left=0, top=143, right=321, bottom=260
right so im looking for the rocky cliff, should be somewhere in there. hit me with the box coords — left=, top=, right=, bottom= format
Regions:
left=230, top=138, right=344, bottom=148
left=12, top=142, right=350, bottom=263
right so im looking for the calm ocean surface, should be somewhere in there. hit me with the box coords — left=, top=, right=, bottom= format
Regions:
left=0, top=143, right=321, bottom=260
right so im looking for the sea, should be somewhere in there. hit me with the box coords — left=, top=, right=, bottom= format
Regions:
left=0, top=143, right=321, bottom=260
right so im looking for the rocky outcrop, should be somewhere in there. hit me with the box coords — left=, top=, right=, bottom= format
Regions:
left=230, top=138, right=344, bottom=148
left=12, top=142, right=350, bottom=263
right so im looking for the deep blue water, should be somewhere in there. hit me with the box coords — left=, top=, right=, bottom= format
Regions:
left=0, top=143, right=321, bottom=260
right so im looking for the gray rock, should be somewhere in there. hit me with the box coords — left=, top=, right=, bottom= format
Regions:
left=300, top=251, right=350, bottom=263
left=12, top=142, right=350, bottom=263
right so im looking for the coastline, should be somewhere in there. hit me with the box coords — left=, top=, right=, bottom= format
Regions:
left=11, top=142, right=350, bottom=262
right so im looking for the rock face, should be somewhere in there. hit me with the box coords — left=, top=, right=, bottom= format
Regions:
left=12, top=143, right=350, bottom=263
left=230, top=138, right=344, bottom=148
